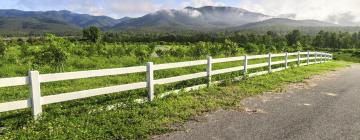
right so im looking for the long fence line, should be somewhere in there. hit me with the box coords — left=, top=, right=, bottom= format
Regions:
left=0, top=51, right=332, bottom=119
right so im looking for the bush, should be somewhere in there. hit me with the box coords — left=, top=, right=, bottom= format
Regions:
left=268, top=45, right=277, bottom=53
left=33, top=34, right=69, bottom=71
left=244, top=43, right=259, bottom=54
left=0, top=38, right=6, bottom=57
left=4, top=46, right=21, bottom=64
left=222, top=39, right=238, bottom=56
left=191, top=42, right=209, bottom=58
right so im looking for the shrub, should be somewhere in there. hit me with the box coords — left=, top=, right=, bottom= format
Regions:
left=0, top=38, right=6, bottom=57
left=244, top=43, right=259, bottom=54
left=33, top=34, right=69, bottom=72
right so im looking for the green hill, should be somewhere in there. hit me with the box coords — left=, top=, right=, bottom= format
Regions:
left=231, top=18, right=360, bottom=34
left=0, top=17, right=81, bottom=36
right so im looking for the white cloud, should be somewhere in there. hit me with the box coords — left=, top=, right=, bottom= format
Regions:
left=16, top=0, right=170, bottom=18
left=180, top=0, right=225, bottom=8
left=237, top=0, right=360, bottom=25
left=12, top=0, right=360, bottom=25
left=326, top=12, right=358, bottom=26
left=99, top=0, right=165, bottom=18
left=179, top=8, right=202, bottom=17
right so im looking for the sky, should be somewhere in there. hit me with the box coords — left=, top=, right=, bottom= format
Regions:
left=1, top=0, right=360, bottom=25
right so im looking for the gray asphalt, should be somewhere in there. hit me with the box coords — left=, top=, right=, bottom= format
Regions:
left=154, top=64, right=360, bottom=140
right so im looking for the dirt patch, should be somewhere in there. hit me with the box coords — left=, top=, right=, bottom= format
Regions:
left=285, top=69, right=342, bottom=91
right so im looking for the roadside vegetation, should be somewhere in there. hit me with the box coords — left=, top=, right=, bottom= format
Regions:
left=0, top=26, right=357, bottom=139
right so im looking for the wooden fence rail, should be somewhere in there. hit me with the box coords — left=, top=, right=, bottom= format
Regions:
left=0, top=51, right=333, bottom=119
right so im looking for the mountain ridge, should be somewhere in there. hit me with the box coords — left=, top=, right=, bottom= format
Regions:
left=110, top=6, right=271, bottom=31
left=0, top=6, right=358, bottom=35
left=0, top=9, right=124, bottom=28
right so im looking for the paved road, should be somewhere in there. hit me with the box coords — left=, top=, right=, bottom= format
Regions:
left=155, top=64, right=360, bottom=140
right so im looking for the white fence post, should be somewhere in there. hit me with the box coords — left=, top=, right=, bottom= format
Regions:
left=327, top=53, right=329, bottom=61
left=285, top=52, right=288, bottom=69
left=206, top=56, right=212, bottom=87
left=297, top=51, right=301, bottom=66
left=146, top=62, right=154, bottom=101
left=243, top=55, right=248, bottom=79
left=268, top=53, right=272, bottom=73
left=29, top=71, right=42, bottom=119
left=315, top=52, right=318, bottom=63
left=307, top=51, right=310, bottom=66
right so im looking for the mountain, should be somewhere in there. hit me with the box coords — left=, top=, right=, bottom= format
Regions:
left=0, top=17, right=80, bottom=35
left=0, top=7, right=358, bottom=35
left=237, top=18, right=337, bottom=29
left=0, top=9, right=123, bottom=28
left=110, top=6, right=271, bottom=31
left=229, top=18, right=360, bottom=34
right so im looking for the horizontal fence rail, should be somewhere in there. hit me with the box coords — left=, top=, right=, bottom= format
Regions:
left=0, top=51, right=333, bottom=119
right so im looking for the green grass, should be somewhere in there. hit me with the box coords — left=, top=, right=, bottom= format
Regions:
left=0, top=61, right=350, bottom=139
left=333, top=51, right=360, bottom=63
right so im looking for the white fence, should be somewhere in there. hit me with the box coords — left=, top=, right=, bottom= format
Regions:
left=0, top=51, right=332, bottom=119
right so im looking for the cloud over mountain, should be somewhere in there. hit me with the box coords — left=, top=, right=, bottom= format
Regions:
left=237, top=0, right=360, bottom=25
left=2, top=0, right=360, bottom=26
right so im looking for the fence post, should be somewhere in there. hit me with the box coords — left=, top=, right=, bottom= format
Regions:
left=315, top=52, right=317, bottom=63
left=297, top=51, right=301, bottom=66
left=326, top=53, right=329, bottom=61
left=328, top=54, right=330, bottom=61
left=324, top=53, right=327, bottom=62
left=268, top=53, right=272, bottom=73
left=243, top=55, right=248, bottom=79
left=206, top=56, right=212, bottom=87
left=29, top=71, right=42, bottom=119
left=307, top=51, right=310, bottom=66
left=326, top=53, right=329, bottom=62
left=146, top=62, right=154, bottom=101
left=320, top=53, right=323, bottom=63
left=285, top=52, right=288, bottom=69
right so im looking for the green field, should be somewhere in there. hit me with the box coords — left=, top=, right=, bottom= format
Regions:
left=0, top=31, right=357, bottom=139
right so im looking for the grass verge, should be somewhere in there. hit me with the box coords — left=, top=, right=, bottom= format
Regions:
left=0, top=61, right=351, bottom=139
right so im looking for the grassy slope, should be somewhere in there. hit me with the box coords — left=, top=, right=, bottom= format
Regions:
left=0, top=61, right=350, bottom=139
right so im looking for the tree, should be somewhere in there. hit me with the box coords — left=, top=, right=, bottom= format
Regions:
left=286, top=30, right=301, bottom=46
left=245, top=43, right=259, bottom=54
left=33, top=34, right=69, bottom=72
left=313, top=31, right=325, bottom=48
left=294, top=41, right=303, bottom=51
left=82, top=26, right=101, bottom=43
left=222, top=39, right=238, bottom=56
left=191, top=42, right=209, bottom=58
